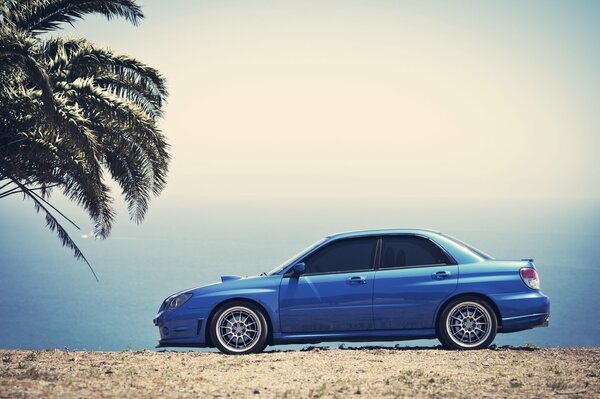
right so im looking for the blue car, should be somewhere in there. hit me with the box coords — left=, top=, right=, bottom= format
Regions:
left=153, top=229, right=549, bottom=354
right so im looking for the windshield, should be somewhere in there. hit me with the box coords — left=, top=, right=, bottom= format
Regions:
left=441, top=233, right=493, bottom=260
left=267, top=238, right=327, bottom=275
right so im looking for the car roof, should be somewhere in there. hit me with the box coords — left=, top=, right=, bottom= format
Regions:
left=326, top=228, right=442, bottom=240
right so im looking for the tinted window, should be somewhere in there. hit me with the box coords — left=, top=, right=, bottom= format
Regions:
left=380, top=236, right=448, bottom=268
left=302, top=237, right=377, bottom=274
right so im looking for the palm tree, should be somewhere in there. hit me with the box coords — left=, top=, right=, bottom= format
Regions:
left=0, top=0, right=170, bottom=280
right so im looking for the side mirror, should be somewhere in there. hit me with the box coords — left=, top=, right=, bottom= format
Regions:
left=292, top=262, right=306, bottom=276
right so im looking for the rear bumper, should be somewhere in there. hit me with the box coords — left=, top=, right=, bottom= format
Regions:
left=501, top=312, right=549, bottom=332
left=489, top=291, right=550, bottom=333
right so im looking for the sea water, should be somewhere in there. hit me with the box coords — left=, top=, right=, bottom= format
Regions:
left=1, top=197, right=598, bottom=351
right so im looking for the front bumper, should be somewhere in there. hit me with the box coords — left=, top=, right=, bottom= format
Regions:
left=153, top=309, right=208, bottom=347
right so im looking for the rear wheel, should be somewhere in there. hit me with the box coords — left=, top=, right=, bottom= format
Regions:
left=210, top=301, right=269, bottom=355
left=438, top=297, right=497, bottom=350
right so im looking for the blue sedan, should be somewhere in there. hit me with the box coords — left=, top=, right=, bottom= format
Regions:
left=153, top=229, right=550, bottom=354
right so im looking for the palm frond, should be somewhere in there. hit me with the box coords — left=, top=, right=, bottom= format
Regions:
left=94, top=73, right=163, bottom=118
left=51, top=38, right=167, bottom=97
left=56, top=77, right=169, bottom=219
left=44, top=37, right=167, bottom=118
left=102, top=134, right=152, bottom=222
left=0, top=27, right=57, bottom=118
left=7, top=177, right=99, bottom=282
left=9, top=0, right=143, bottom=34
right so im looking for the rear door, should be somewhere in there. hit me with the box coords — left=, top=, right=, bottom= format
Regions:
left=279, top=237, right=377, bottom=333
left=373, top=235, right=458, bottom=329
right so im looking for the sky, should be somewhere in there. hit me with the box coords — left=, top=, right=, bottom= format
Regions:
left=45, top=0, right=600, bottom=202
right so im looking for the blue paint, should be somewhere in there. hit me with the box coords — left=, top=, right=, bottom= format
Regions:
left=279, top=271, right=376, bottom=332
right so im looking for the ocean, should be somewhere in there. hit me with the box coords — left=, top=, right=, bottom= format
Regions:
left=1, top=196, right=598, bottom=351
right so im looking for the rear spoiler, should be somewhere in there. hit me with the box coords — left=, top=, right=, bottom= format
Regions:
left=521, top=258, right=536, bottom=269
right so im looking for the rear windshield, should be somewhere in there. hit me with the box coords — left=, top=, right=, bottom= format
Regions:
left=441, top=233, right=493, bottom=260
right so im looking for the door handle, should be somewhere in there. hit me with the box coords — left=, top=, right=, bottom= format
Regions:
left=346, top=276, right=367, bottom=285
left=432, top=271, right=451, bottom=280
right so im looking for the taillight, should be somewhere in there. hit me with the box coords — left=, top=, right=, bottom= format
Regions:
left=520, top=268, right=540, bottom=290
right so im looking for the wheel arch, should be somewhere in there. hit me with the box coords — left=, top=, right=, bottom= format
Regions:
left=205, top=297, right=274, bottom=347
left=435, top=292, right=503, bottom=333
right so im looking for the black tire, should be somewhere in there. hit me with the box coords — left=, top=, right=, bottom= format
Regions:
left=437, top=296, right=497, bottom=350
left=210, top=300, right=269, bottom=355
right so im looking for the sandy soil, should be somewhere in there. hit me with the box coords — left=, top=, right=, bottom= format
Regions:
left=0, top=346, right=598, bottom=398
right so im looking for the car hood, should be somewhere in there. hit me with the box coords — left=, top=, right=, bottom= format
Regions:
left=161, top=274, right=281, bottom=305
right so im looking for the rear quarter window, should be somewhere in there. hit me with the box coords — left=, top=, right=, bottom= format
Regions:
left=381, top=236, right=449, bottom=268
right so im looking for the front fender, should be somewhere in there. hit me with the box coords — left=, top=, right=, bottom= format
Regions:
left=167, top=275, right=282, bottom=347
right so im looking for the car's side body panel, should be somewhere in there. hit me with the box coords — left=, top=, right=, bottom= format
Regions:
left=373, top=265, right=459, bottom=329
left=455, top=260, right=535, bottom=294
left=272, top=328, right=437, bottom=344
left=279, top=271, right=376, bottom=332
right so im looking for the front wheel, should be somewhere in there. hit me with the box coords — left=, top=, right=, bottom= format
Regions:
left=438, top=297, right=497, bottom=350
left=210, top=301, right=269, bottom=355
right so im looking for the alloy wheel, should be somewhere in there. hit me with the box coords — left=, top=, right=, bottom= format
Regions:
left=215, top=306, right=262, bottom=353
left=445, top=301, right=492, bottom=348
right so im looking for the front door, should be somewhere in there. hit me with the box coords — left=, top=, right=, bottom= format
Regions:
left=373, top=235, right=459, bottom=330
left=279, top=237, right=377, bottom=333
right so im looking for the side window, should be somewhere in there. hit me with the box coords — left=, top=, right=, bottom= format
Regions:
left=380, top=236, right=448, bottom=268
left=302, top=237, right=377, bottom=274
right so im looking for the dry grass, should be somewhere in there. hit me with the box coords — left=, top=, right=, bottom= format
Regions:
left=0, top=347, right=598, bottom=398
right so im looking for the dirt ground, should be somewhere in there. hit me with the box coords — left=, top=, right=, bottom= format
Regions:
left=0, top=346, right=598, bottom=398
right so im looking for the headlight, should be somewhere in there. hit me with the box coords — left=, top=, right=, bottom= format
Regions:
left=167, top=293, right=193, bottom=310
